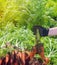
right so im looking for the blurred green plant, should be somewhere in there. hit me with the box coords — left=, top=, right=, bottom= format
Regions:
left=0, top=0, right=57, bottom=29
left=41, top=37, right=57, bottom=65
left=0, top=23, right=35, bottom=50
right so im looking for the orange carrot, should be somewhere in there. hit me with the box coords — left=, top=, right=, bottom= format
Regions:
left=0, top=58, right=2, bottom=65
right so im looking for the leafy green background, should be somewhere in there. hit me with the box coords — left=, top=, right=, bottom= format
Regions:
left=0, top=0, right=57, bottom=65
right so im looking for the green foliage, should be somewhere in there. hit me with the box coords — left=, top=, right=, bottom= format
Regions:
left=0, top=23, right=35, bottom=50
left=0, top=0, right=57, bottom=29
left=41, top=37, right=57, bottom=65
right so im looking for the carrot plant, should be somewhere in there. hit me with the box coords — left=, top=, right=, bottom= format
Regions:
left=0, top=0, right=57, bottom=65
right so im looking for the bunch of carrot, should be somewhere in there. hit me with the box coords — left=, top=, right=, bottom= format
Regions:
left=0, top=43, right=49, bottom=65
left=0, top=50, right=22, bottom=65
left=0, top=50, right=43, bottom=65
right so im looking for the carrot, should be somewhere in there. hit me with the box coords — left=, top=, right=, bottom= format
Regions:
left=21, top=52, right=25, bottom=65
left=29, top=46, right=37, bottom=59
left=5, top=54, right=9, bottom=64
left=1, top=57, right=5, bottom=65
left=0, top=58, right=2, bottom=65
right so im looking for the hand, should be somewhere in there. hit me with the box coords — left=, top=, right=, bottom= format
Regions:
left=32, top=25, right=49, bottom=36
